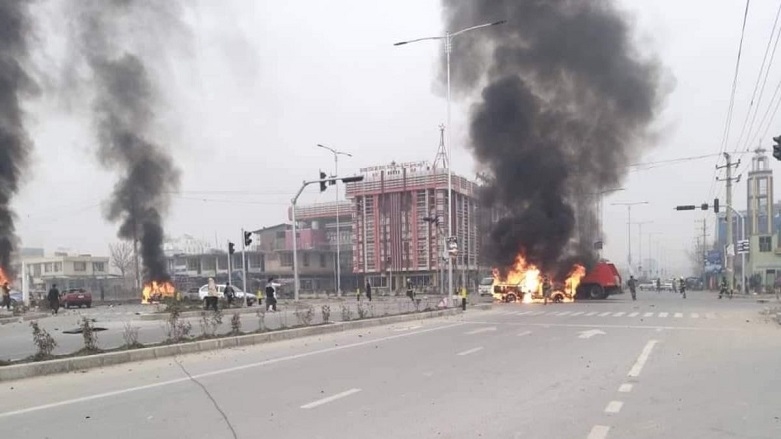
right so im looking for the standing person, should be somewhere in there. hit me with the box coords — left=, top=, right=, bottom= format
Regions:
left=47, top=284, right=60, bottom=315
left=459, top=286, right=467, bottom=311
left=224, top=282, right=235, bottom=307
left=542, top=275, right=552, bottom=305
left=679, top=277, right=686, bottom=299
left=206, top=277, right=218, bottom=311
left=406, top=278, right=414, bottom=303
left=628, top=275, right=637, bottom=301
left=365, top=281, right=372, bottom=302
left=265, top=278, right=276, bottom=312
left=1, top=282, right=10, bottom=310
left=655, top=278, right=661, bottom=294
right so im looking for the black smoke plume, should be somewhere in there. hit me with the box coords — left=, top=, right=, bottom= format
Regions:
left=442, top=0, right=666, bottom=277
left=71, top=1, right=181, bottom=282
left=0, top=1, right=35, bottom=276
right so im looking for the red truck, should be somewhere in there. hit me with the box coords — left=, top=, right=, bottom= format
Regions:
left=575, top=261, right=623, bottom=299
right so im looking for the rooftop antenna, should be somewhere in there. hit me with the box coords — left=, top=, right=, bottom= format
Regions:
left=432, top=124, right=449, bottom=170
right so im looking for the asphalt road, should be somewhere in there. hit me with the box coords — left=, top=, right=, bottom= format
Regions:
left=1, top=290, right=780, bottom=438
left=0, top=296, right=453, bottom=361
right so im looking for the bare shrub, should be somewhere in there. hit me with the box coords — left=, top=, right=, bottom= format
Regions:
left=341, top=305, right=353, bottom=322
left=166, top=305, right=192, bottom=343
left=356, top=302, right=368, bottom=319
left=80, top=317, right=99, bottom=352
left=230, top=312, right=242, bottom=335
left=321, top=305, right=331, bottom=323
left=294, top=305, right=314, bottom=326
left=122, top=322, right=141, bottom=348
left=256, top=308, right=266, bottom=332
left=30, top=321, right=56, bottom=360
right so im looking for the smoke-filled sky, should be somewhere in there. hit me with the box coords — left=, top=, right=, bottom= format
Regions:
left=10, top=0, right=781, bottom=276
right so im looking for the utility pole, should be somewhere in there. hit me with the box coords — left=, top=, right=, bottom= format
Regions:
left=695, top=219, right=709, bottom=286
left=633, top=220, right=653, bottom=276
left=717, top=153, right=741, bottom=292
left=611, top=201, right=649, bottom=274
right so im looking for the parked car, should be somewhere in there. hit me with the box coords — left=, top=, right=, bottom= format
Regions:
left=6, top=289, right=22, bottom=307
left=197, top=284, right=256, bottom=306
left=60, top=288, right=92, bottom=308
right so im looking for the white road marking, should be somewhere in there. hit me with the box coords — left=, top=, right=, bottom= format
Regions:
left=557, top=311, right=572, bottom=316
left=674, top=313, right=683, bottom=318
left=457, top=346, right=484, bottom=356
left=598, top=312, right=611, bottom=317
left=643, top=312, right=653, bottom=317
left=628, top=312, right=639, bottom=317
left=585, top=311, right=598, bottom=316
left=691, top=313, right=699, bottom=319
left=461, top=320, right=739, bottom=332
left=658, top=312, right=669, bottom=318
left=465, top=327, right=496, bottom=335
left=517, top=330, right=533, bottom=337
left=587, top=425, right=611, bottom=439
left=618, top=383, right=633, bottom=393
left=301, top=388, right=362, bottom=409
left=612, top=312, right=625, bottom=317
left=533, top=311, right=546, bottom=316
left=570, top=311, right=584, bottom=316
left=393, top=325, right=422, bottom=332
left=578, top=329, right=606, bottom=339
left=0, top=322, right=465, bottom=419
left=604, top=400, right=624, bottom=414
left=516, top=311, right=533, bottom=316
left=628, top=339, right=659, bottom=377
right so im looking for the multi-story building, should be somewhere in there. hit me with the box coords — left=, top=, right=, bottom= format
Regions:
left=745, top=148, right=781, bottom=288
left=15, top=253, right=111, bottom=291
left=346, top=160, right=479, bottom=291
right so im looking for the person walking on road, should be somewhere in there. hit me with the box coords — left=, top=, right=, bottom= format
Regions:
left=224, top=282, right=235, bottom=307
left=679, top=277, right=686, bottom=299
left=459, top=286, right=467, bottom=311
left=628, top=275, right=637, bottom=301
left=406, top=278, right=415, bottom=303
left=542, top=275, right=552, bottom=305
left=47, top=283, right=60, bottom=315
left=205, top=277, right=218, bottom=311
left=1, top=282, right=10, bottom=310
left=365, top=281, right=372, bottom=302
left=265, top=278, right=277, bottom=312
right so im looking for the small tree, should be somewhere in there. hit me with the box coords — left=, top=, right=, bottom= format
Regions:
left=30, top=321, right=57, bottom=360
left=230, top=312, right=242, bottom=335
left=341, top=305, right=353, bottom=322
left=294, top=304, right=314, bottom=326
left=109, top=241, right=136, bottom=287
left=255, top=308, right=266, bottom=332
left=80, top=317, right=99, bottom=352
left=321, top=305, right=331, bottom=323
left=166, top=303, right=192, bottom=342
left=122, top=322, right=141, bottom=348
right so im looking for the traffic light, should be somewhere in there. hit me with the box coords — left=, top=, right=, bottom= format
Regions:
left=319, top=171, right=327, bottom=192
left=228, top=242, right=235, bottom=255
left=713, top=198, right=719, bottom=213
left=244, top=231, right=252, bottom=247
left=773, top=135, right=781, bottom=161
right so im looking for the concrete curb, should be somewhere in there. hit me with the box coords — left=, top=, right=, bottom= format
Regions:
left=137, top=305, right=263, bottom=321
left=0, top=313, right=50, bottom=326
left=0, top=303, right=491, bottom=382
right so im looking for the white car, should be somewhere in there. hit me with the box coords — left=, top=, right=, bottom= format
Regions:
left=478, top=277, right=494, bottom=296
left=198, top=284, right=256, bottom=306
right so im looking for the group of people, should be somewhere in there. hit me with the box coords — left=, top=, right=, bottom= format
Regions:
left=627, top=276, right=687, bottom=300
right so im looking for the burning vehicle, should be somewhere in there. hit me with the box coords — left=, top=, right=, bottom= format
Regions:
left=492, top=255, right=585, bottom=304
left=141, top=281, right=177, bottom=304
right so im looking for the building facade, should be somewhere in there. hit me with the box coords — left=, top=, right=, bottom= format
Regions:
left=345, top=161, right=479, bottom=291
left=16, top=253, right=111, bottom=291
left=744, top=148, right=781, bottom=289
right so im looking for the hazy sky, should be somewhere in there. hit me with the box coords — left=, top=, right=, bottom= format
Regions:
left=12, top=0, right=781, bottom=275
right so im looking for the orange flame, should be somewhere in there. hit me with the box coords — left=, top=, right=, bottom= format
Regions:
left=0, top=267, right=10, bottom=287
left=492, top=255, right=585, bottom=304
left=141, top=281, right=176, bottom=304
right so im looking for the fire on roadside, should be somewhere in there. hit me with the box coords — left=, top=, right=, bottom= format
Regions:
left=141, top=281, right=176, bottom=304
left=0, top=267, right=10, bottom=287
left=492, top=254, right=586, bottom=304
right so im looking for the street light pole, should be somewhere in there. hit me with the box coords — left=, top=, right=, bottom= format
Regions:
left=611, top=201, right=649, bottom=274
left=317, top=144, right=352, bottom=297
left=634, top=221, right=653, bottom=275
left=725, top=205, right=746, bottom=294
left=394, top=20, right=506, bottom=306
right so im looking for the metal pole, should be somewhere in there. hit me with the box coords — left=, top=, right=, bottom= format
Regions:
left=724, top=153, right=735, bottom=292
left=292, top=199, right=299, bottom=302
left=335, top=154, right=341, bottom=297
left=445, top=32, right=453, bottom=306
left=21, top=260, right=28, bottom=306
left=241, top=228, right=247, bottom=305
left=227, top=240, right=232, bottom=289
left=627, top=205, right=632, bottom=269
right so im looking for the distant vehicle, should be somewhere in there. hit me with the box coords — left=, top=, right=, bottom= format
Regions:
left=61, top=288, right=92, bottom=308
left=198, top=284, right=256, bottom=306
left=6, top=289, right=22, bottom=307
left=575, top=262, right=623, bottom=299
left=478, top=277, right=494, bottom=296
left=638, top=283, right=656, bottom=291
left=685, top=277, right=703, bottom=290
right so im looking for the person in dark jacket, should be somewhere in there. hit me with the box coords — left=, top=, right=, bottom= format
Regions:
left=365, top=281, right=372, bottom=302
left=48, top=284, right=60, bottom=314
left=224, top=282, right=235, bottom=307
left=265, top=278, right=277, bottom=312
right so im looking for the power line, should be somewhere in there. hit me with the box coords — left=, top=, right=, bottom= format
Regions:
left=708, top=0, right=753, bottom=202
left=734, top=0, right=781, bottom=153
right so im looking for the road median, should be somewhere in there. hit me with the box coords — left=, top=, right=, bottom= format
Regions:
left=0, top=303, right=491, bottom=382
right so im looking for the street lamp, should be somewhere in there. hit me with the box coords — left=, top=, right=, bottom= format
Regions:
left=394, top=19, right=506, bottom=304
left=316, top=144, right=352, bottom=297
left=611, top=201, right=649, bottom=274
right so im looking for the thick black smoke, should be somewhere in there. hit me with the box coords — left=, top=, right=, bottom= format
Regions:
left=71, top=1, right=181, bottom=282
left=0, top=1, right=35, bottom=276
left=442, top=0, right=666, bottom=278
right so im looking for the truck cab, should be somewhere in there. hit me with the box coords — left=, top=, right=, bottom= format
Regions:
left=575, top=262, right=623, bottom=299
left=478, top=277, right=494, bottom=296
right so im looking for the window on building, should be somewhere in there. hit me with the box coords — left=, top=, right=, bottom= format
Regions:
left=759, top=178, right=768, bottom=196
left=33, top=264, right=41, bottom=276
left=92, top=262, right=105, bottom=272
left=73, top=261, right=87, bottom=272
left=320, top=253, right=326, bottom=268
left=280, top=253, right=293, bottom=267
left=187, top=258, right=199, bottom=271
left=303, top=253, right=310, bottom=267
left=276, top=231, right=286, bottom=239
left=54, top=262, right=62, bottom=272
left=45, top=263, right=52, bottom=273
left=760, top=235, right=772, bottom=252
left=202, top=257, right=215, bottom=271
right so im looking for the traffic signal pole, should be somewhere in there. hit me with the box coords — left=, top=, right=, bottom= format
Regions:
left=717, top=152, right=740, bottom=292
left=241, top=228, right=247, bottom=301
left=292, top=173, right=364, bottom=302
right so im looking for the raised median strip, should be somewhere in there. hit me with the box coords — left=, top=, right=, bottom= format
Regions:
left=0, top=303, right=491, bottom=382
left=0, top=313, right=50, bottom=326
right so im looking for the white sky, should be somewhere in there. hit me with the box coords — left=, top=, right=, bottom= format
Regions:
left=13, top=0, right=781, bottom=276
